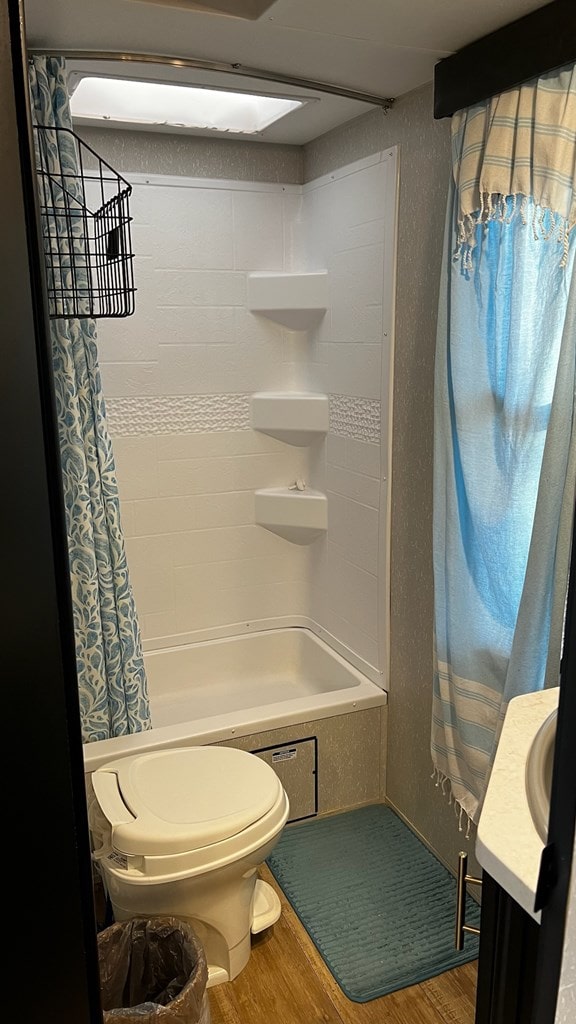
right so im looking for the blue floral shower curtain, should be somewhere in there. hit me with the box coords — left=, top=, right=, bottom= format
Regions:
left=432, top=64, right=576, bottom=826
left=29, top=56, right=151, bottom=743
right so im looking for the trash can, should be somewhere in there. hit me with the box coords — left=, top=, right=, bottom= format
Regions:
left=98, top=917, right=211, bottom=1023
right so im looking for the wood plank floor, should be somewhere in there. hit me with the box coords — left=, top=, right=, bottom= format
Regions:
left=209, top=866, right=478, bottom=1024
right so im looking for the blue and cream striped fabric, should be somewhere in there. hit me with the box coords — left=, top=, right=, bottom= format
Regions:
left=452, top=63, right=575, bottom=268
left=29, top=57, right=151, bottom=743
left=432, top=64, right=576, bottom=824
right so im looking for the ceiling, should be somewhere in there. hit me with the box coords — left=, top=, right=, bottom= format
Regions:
left=24, top=0, right=549, bottom=143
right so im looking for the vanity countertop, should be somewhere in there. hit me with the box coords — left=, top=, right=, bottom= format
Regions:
left=476, top=687, right=560, bottom=921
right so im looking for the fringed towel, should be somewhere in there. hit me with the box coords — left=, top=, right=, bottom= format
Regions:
left=452, top=63, right=576, bottom=268
left=432, top=62, right=576, bottom=830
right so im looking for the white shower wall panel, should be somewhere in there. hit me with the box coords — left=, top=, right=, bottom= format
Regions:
left=302, top=153, right=395, bottom=680
left=98, top=176, right=306, bottom=644
left=97, top=155, right=395, bottom=682
left=113, top=428, right=309, bottom=639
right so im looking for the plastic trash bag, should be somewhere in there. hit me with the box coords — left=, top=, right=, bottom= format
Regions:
left=98, top=917, right=211, bottom=1024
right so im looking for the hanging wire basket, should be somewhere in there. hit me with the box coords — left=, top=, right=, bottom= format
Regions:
left=33, top=125, right=136, bottom=319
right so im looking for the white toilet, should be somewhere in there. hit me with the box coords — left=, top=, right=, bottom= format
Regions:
left=90, top=745, right=290, bottom=986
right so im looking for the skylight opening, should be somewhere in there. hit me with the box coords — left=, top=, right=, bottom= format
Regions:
left=70, top=77, right=304, bottom=134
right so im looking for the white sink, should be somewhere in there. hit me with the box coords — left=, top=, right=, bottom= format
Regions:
left=525, top=708, right=557, bottom=843
left=476, top=687, right=559, bottom=919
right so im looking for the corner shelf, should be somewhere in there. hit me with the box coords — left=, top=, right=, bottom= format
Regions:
left=255, top=488, right=327, bottom=545
left=251, top=392, right=329, bottom=447
left=247, top=271, right=328, bottom=329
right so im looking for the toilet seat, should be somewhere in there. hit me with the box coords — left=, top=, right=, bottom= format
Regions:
left=92, top=746, right=289, bottom=881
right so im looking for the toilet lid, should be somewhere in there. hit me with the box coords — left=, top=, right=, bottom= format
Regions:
left=92, top=746, right=283, bottom=857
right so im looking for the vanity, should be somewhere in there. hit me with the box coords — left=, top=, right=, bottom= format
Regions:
left=473, top=688, right=559, bottom=1024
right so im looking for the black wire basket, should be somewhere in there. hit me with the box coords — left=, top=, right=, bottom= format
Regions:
left=33, top=125, right=136, bottom=319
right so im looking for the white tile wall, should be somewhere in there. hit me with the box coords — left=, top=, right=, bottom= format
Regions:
left=156, top=451, right=305, bottom=497
left=147, top=187, right=235, bottom=270
left=112, top=429, right=309, bottom=639
left=155, top=269, right=246, bottom=307
left=303, top=155, right=390, bottom=671
left=97, top=178, right=311, bottom=641
left=326, top=463, right=380, bottom=508
left=158, top=306, right=236, bottom=346
left=98, top=161, right=394, bottom=672
left=330, top=244, right=385, bottom=344
left=232, top=191, right=285, bottom=270
left=326, top=343, right=383, bottom=400
left=309, top=539, right=380, bottom=664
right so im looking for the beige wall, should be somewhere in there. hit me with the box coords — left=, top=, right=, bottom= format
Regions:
left=77, top=126, right=303, bottom=183
left=217, top=707, right=386, bottom=820
left=305, top=89, right=481, bottom=876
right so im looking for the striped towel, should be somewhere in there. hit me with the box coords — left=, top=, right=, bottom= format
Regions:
left=452, top=62, right=576, bottom=267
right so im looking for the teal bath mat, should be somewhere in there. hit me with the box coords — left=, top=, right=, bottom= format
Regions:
left=267, top=804, right=480, bottom=1002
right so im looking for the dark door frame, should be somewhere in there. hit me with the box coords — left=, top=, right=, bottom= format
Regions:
left=4, top=0, right=575, bottom=1020
left=531, top=526, right=576, bottom=1024
left=3, top=1, right=102, bottom=1021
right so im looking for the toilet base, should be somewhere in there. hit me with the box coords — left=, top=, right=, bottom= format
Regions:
left=204, top=880, right=281, bottom=986
left=104, top=863, right=283, bottom=986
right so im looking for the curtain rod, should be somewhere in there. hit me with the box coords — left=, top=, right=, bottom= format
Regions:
left=30, top=49, right=394, bottom=109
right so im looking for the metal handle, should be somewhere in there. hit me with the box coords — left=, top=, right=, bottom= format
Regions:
left=455, top=852, right=482, bottom=950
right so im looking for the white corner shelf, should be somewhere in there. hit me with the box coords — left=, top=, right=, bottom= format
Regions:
left=247, top=271, right=328, bottom=329
left=255, top=487, right=327, bottom=545
left=251, top=392, right=329, bottom=447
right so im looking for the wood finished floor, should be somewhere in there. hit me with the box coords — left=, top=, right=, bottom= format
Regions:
left=209, top=866, right=478, bottom=1024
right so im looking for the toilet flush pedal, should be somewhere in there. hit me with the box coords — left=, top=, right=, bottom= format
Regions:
left=251, top=879, right=282, bottom=934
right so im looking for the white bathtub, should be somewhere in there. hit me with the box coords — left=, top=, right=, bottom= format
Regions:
left=83, top=627, right=386, bottom=773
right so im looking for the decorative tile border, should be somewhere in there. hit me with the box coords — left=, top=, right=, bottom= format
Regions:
left=329, top=394, right=381, bottom=444
left=106, top=392, right=381, bottom=443
left=106, top=394, right=251, bottom=435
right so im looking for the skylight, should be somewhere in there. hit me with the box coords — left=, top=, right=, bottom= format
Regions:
left=70, top=77, right=304, bottom=135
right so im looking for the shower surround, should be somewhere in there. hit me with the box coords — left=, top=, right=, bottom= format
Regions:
left=96, top=148, right=396, bottom=685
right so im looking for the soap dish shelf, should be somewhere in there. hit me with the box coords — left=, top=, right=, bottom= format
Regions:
left=255, top=487, right=327, bottom=545
left=251, top=392, right=329, bottom=447
left=247, top=271, right=328, bottom=329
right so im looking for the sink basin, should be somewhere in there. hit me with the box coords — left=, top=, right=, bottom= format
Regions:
left=525, top=708, right=557, bottom=842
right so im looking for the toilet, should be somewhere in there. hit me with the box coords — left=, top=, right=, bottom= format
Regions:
left=89, top=745, right=290, bottom=986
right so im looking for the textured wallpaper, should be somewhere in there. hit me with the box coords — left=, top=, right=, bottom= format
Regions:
left=77, top=126, right=303, bottom=183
